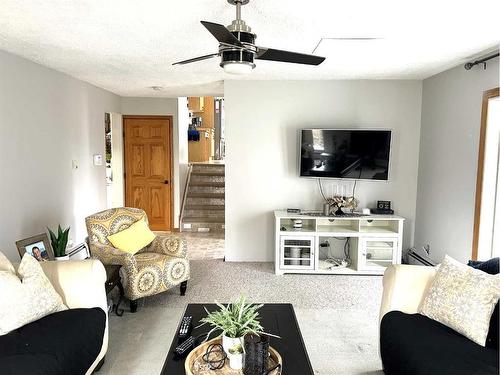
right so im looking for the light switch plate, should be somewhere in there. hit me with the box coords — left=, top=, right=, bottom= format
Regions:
left=93, top=154, right=103, bottom=166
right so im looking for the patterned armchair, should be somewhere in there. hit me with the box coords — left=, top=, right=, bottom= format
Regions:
left=85, top=207, right=189, bottom=312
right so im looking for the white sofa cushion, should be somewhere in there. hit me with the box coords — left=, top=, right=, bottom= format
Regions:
left=419, top=255, right=500, bottom=346
left=0, top=252, right=67, bottom=335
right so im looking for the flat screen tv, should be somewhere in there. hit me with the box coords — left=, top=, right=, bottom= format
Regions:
left=300, top=129, right=392, bottom=180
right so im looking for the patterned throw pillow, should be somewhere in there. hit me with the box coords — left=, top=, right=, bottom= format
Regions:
left=0, top=253, right=67, bottom=335
left=419, top=255, right=500, bottom=346
left=468, top=257, right=499, bottom=349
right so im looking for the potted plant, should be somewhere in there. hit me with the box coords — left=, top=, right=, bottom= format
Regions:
left=48, top=225, right=70, bottom=261
left=198, top=296, right=268, bottom=355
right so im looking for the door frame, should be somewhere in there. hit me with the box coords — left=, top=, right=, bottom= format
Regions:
left=472, top=87, right=500, bottom=260
left=123, top=115, right=174, bottom=231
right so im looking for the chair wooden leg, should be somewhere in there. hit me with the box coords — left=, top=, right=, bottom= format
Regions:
left=130, top=299, right=138, bottom=313
left=180, top=281, right=188, bottom=296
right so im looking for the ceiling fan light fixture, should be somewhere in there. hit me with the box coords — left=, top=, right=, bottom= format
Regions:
left=172, top=0, right=325, bottom=69
left=222, top=61, right=254, bottom=75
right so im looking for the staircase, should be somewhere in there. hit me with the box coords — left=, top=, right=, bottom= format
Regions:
left=181, top=163, right=225, bottom=233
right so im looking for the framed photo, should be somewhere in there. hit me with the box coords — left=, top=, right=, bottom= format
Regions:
left=16, top=233, right=54, bottom=261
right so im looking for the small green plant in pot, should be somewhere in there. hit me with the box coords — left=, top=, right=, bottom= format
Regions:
left=198, top=296, right=277, bottom=357
left=48, top=225, right=70, bottom=260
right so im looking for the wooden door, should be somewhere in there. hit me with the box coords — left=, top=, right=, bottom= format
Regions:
left=124, top=116, right=173, bottom=231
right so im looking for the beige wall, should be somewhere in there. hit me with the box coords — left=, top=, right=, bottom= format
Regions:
left=0, top=50, right=121, bottom=261
left=414, top=59, right=500, bottom=263
left=224, top=80, right=423, bottom=261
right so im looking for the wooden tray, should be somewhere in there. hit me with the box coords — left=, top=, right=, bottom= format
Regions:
left=185, top=338, right=282, bottom=375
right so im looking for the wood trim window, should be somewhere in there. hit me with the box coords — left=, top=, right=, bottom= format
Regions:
left=472, top=87, right=500, bottom=260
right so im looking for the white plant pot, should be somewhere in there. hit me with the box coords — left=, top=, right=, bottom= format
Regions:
left=55, top=255, right=69, bottom=261
left=228, top=353, right=243, bottom=370
left=222, top=335, right=243, bottom=355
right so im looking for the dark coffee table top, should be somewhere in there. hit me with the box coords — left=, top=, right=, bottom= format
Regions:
left=161, top=303, right=313, bottom=375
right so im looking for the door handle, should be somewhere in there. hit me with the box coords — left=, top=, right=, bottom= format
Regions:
left=164, top=180, right=169, bottom=184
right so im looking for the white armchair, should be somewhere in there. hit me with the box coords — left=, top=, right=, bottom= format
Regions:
left=379, top=264, right=436, bottom=321
left=40, top=259, right=108, bottom=375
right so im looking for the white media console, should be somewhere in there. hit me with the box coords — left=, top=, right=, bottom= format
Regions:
left=274, top=210, right=404, bottom=275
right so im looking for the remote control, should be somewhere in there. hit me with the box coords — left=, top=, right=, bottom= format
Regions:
left=174, top=336, right=195, bottom=357
left=178, top=315, right=193, bottom=339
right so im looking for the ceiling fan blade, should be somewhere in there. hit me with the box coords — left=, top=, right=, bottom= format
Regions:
left=172, top=53, right=219, bottom=65
left=256, top=47, right=325, bottom=66
left=200, top=21, right=243, bottom=47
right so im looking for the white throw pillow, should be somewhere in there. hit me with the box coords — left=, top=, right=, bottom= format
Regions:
left=0, top=252, right=67, bottom=335
left=419, top=255, right=500, bottom=346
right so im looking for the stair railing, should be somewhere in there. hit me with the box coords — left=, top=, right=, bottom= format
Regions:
left=179, top=164, right=193, bottom=231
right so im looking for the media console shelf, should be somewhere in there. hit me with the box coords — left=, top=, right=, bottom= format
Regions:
left=274, top=210, right=404, bottom=275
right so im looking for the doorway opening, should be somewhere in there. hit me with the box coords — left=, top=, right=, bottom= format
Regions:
left=473, top=88, right=500, bottom=260
left=179, top=96, right=225, bottom=260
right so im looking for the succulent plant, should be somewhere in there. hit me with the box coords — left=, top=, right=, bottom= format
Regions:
left=199, top=296, right=268, bottom=340
left=47, top=225, right=70, bottom=258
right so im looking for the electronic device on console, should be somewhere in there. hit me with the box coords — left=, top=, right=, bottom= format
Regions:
left=371, top=200, right=394, bottom=215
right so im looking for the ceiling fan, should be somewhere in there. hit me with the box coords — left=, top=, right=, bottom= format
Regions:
left=172, top=0, right=326, bottom=74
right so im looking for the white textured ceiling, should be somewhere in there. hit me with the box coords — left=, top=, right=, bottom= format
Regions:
left=0, top=0, right=499, bottom=97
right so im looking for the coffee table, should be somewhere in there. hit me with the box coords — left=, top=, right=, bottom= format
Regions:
left=161, top=303, right=314, bottom=375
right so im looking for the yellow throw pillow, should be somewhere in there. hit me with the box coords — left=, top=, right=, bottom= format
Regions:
left=107, top=219, right=156, bottom=255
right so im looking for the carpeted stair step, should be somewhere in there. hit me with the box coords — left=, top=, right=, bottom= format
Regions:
left=192, top=164, right=225, bottom=173
left=184, top=204, right=225, bottom=210
left=191, top=170, right=225, bottom=177
left=186, top=197, right=225, bottom=206
left=190, top=174, right=224, bottom=183
left=188, top=186, right=225, bottom=194
left=189, top=181, right=225, bottom=187
left=184, top=209, right=225, bottom=218
left=187, top=192, right=225, bottom=198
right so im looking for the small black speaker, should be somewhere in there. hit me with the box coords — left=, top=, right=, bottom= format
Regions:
left=377, top=200, right=391, bottom=210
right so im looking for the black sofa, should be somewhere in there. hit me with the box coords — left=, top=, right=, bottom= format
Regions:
left=381, top=310, right=498, bottom=375
left=380, top=258, right=499, bottom=375
left=0, top=308, right=106, bottom=375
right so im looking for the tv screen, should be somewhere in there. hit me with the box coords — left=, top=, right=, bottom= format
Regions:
left=300, top=129, right=392, bottom=180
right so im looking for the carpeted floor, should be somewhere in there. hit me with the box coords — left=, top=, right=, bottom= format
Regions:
left=100, top=260, right=384, bottom=375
